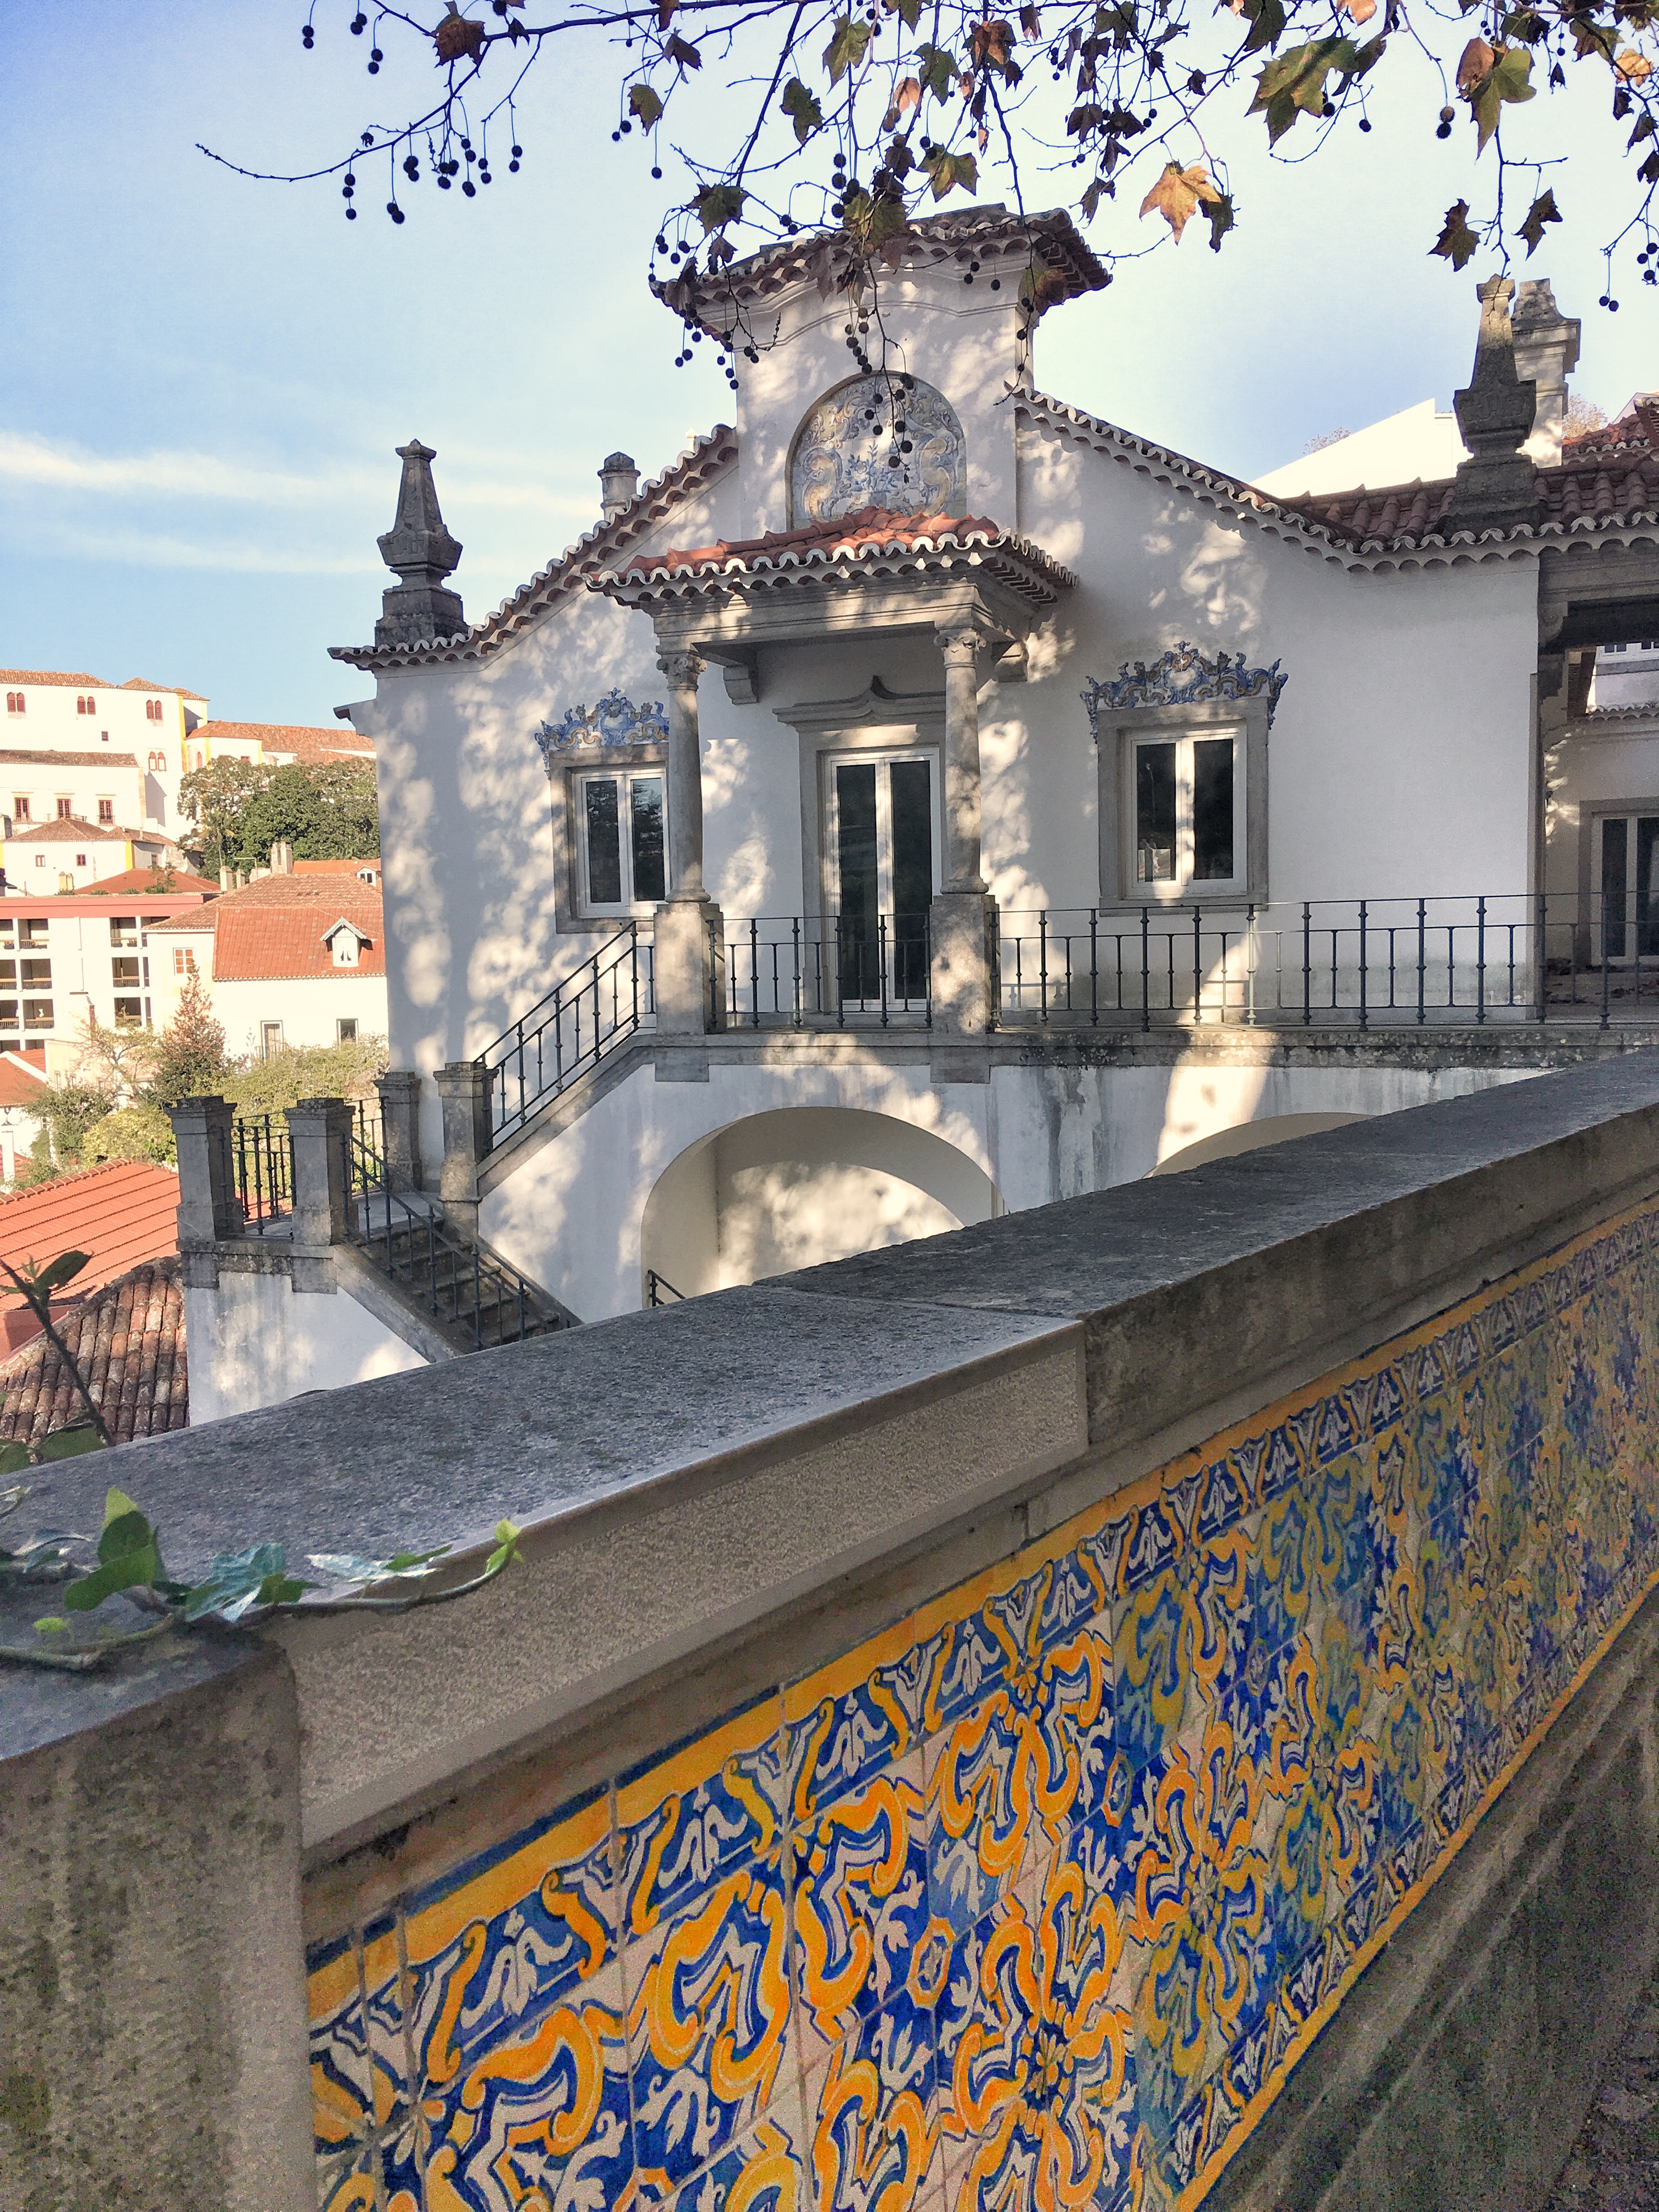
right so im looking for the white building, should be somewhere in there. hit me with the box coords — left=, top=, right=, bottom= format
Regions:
left=149, top=856, right=387, bottom=1058
left=300, top=222, right=1659, bottom=1330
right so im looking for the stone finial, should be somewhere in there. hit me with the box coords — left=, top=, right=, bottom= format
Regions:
left=599, top=450, right=641, bottom=524
left=374, top=438, right=466, bottom=648
left=1513, top=278, right=1582, bottom=466
left=1444, top=275, right=1542, bottom=531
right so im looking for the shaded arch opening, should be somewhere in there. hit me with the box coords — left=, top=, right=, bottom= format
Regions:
left=1148, top=1110, right=1370, bottom=1178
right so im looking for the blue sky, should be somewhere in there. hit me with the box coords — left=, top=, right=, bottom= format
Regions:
left=3, top=6, right=1652, bottom=725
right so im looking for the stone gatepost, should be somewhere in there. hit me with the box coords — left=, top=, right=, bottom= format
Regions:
left=432, top=1062, right=493, bottom=1235
left=168, top=1094, right=243, bottom=1282
left=285, top=1097, right=353, bottom=1291
left=375, top=1069, right=424, bottom=1193
left=930, top=623, right=997, bottom=1035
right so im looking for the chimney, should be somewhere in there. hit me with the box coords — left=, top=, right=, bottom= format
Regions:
left=599, top=451, right=640, bottom=524
left=270, top=840, right=295, bottom=876
left=374, top=438, right=466, bottom=648
left=1512, top=279, right=1582, bottom=467
left=1443, top=275, right=1542, bottom=533
left=219, top=865, right=233, bottom=890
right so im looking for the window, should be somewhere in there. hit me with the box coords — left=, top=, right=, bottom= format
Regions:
left=112, top=957, right=140, bottom=989
left=1131, top=732, right=1242, bottom=893
left=12, top=798, right=28, bottom=824
left=828, top=753, right=936, bottom=1003
left=145, top=699, right=163, bottom=723
left=21, top=958, right=51, bottom=990
left=22, top=1001, right=52, bottom=1030
left=147, top=751, right=166, bottom=772
left=329, top=926, right=362, bottom=968
left=4, top=692, right=22, bottom=716
left=97, top=799, right=113, bottom=824
left=114, top=999, right=144, bottom=1029
left=75, top=695, right=94, bottom=715
left=54, top=798, right=71, bottom=821
left=575, top=770, right=667, bottom=914
left=100, top=730, right=109, bottom=744
left=74, top=855, right=86, bottom=870
left=32, top=855, right=45, bottom=870
left=172, top=946, right=197, bottom=976
left=260, top=1020, right=283, bottom=1058
left=21, top=921, right=49, bottom=950
left=110, top=918, right=138, bottom=950
left=336, top=1017, right=359, bottom=1043
left=191, top=749, right=204, bottom=770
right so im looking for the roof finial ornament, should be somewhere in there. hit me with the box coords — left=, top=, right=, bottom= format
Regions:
left=1443, top=274, right=1542, bottom=532
left=374, top=438, right=466, bottom=647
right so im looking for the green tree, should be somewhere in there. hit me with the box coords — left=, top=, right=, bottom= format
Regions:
left=144, top=973, right=230, bottom=1108
left=202, top=0, right=1659, bottom=308
left=230, top=761, right=380, bottom=870
left=222, top=1034, right=389, bottom=1118
left=81, top=1103, right=177, bottom=1167
left=179, top=758, right=271, bottom=877
left=34, top=1085, right=117, bottom=1171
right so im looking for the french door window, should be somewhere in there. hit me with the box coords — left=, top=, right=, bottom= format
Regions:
left=577, top=770, right=667, bottom=916
left=1598, top=813, right=1659, bottom=960
left=1133, top=732, right=1242, bottom=895
left=831, top=753, right=935, bottom=1003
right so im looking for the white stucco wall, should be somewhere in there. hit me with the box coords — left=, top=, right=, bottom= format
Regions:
left=204, top=973, right=390, bottom=1057
left=184, top=1270, right=425, bottom=1425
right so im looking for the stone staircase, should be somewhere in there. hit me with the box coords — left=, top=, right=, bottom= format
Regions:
left=347, top=1176, right=576, bottom=1353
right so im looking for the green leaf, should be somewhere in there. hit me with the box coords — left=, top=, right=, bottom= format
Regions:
left=307, top=1545, right=451, bottom=1586
left=1235, top=0, right=1286, bottom=55
left=1248, top=36, right=1359, bottom=142
left=37, top=1425, right=105, bottom=1464
left=693, top=183, right=746, bottom=233
left=781, top=77, right=824, bottom=142
left=486, top=1518, right=523, bottom=1576
left=916, top=41, right=959, bottom=99
left=889, top=0, right=923, bottom=29
left=628, top=82, right=664, bottom=128
left=183, top=1542, right=314, bottom=1624
left=1516, top=186, right=1560, bottom=254
left=1430, top=198, right=1480, bottom=269
left=823, top=14, right=872, bottom=82
left=923, top=146, right=978, bottom=199
left=0, top=1446, right=29, bottom=1480
left=33, top=1616, right=69, bottom=1635
left=23, top=1251, right=89, bottom=1298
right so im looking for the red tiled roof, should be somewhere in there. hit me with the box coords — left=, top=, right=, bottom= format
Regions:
left=70, top=866, right=216, bottom=899
left=146, top=873, right=383, bottom=977
left=0, top=670, right=108, bottom=688
left=193, top=718, right=373, bottom=758
left=0, top=1053, right=50, bottom=1111
left=0, top=749, right=141, bottom=769
left=293, top=857, right=380, bottom=876
left=0, top=1257, right=186, bottom=1446
left=120, top=678, right=207, bottom=701
left=0, top=1161, right=180, bottom=1357
left=603, top=504, right=1076, bottom=607
left=2, top=817, right=138, bottom=845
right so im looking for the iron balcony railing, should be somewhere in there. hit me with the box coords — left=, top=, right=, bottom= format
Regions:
left=220, top=1111, right=294, bottom=1235
left=341, top=1118, right=556, bottom=1351
left=994, top=893, right=1659, bottom=1031
left=477, top=924, right=652, bottom=1144
left=719, top=913, right=932, bottom=1029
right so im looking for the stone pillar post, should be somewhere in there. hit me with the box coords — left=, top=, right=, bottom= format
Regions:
left=374, top=1069, right=424, bottom=1193
left=432, top=1061, right=494, bottom=1235
left=930, top=623, right=996, bottom=1035
left=654, top=645, right=725, bottom=1039
left=284, top=1098, right=352, bottom=1288
left=168, top=1095, right=244, bottom=1268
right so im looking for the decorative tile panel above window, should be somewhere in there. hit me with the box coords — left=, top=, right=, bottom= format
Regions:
left=788, top=372, right=967, bottom=527
left=537, top=692, right=671, bottom=931
left=1083, top=642, right=1288, bottom=906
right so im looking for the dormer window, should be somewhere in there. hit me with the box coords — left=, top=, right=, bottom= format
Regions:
left=324, top=920, right=369, bottom=967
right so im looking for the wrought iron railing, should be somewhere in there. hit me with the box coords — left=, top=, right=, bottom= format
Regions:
left=719, top=913, right=932, bottom=1028
left=221, top=1112, right=293, bottom=1234
left=645, top=1269, right=686, bottom=1306
left=994, top=894, right=1659, bottom=1030
left=341, top=1120, right=558, bottom=1350
left=476, top=925, right=651, bottom=1143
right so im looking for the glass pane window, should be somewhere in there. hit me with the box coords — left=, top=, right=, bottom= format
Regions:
left=1598, top=814, right=1659, bottom=961
left=1132, top=731, right=1242, bottom=894
left=577, top=771, right=669, bottom=913
left=830, top=752, right=937, bottom=1005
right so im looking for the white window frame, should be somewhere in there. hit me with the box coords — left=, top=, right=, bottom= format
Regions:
left=1095, top=697, right=1270, bottom=907
left=571, top=766, right=670, bottom=921
left=821, top=744, right=943, bottom=917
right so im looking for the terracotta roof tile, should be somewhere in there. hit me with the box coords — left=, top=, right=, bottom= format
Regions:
left=0, top=748, right=141, bottom=769
left=0, top=1161, right=180, bottom=1357
left=0, top=670, right=108, bottom=688
left=2, top=817, right=140, bottom=845
left=146, top=874, right=384, bottom=977
left=194, top=718, right=374, bottom=758
left=69, top=866, right=216, bottom=899
left=605, top=504, right=1076, bottom=607
left=0, top=1053, right=50, bottom=1111
left=0, top=1257, right=187, bottom=1446
left=120, top=678, right=208, bottom=701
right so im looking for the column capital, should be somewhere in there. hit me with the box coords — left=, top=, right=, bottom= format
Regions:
left=935, top=624, right=984, bottom=669
left=657, top=645, right=707, bottom=686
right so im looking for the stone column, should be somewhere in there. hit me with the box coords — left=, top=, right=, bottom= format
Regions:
left=930, top=624, right=996, bottom=1035
left=432, top=1061, right=494, bottom=1235
left=654, top=645, right=726, bottom=1039
left=168, top=1095, right=243, bottom=1274
left=374, top=1069, right=424, bottom=1193
left=285, top=1097, right=353, bottom=1289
